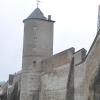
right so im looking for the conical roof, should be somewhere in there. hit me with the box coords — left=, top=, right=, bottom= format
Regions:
left=26, top=8, right=47, bottom=20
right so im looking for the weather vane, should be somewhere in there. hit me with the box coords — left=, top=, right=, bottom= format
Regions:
left=37, top=0, right=41, bottom=8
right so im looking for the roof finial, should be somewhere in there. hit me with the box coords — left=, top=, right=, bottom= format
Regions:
left=37, top=0, right=41, bottom=8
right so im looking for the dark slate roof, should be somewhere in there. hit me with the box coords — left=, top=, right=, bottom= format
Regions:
left=26, top=8, right=47, bottom=20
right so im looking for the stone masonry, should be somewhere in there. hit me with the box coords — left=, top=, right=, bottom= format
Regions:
left=0, top=5, right=100, bottom=100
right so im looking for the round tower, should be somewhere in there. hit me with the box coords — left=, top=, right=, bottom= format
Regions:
left=20, top=8, right=55, bottom=100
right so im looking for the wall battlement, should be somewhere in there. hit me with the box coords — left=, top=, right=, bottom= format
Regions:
left=74, top=48, right=87, bottom=66
left=41, top=47, right=75, bottom=72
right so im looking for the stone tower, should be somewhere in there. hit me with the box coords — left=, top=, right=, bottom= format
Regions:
left=97, top=5, right=100, bottom=31
left=20, top=8, right=55, bottom=100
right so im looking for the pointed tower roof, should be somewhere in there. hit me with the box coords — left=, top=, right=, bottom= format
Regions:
left=25, top=8, right=47, bottom=21
left=23, top=7, right=55, bottom=22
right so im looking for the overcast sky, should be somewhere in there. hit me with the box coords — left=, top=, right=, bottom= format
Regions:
left=0, top=0, right=100, bottom=81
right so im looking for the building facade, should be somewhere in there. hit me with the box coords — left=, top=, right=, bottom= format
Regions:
left=0, top=6, right=100, bottom=100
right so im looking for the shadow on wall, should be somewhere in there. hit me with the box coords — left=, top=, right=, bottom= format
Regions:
left=88, top=66, right=100, bottom=100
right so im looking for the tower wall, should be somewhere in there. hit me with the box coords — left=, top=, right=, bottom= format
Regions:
left=20, top=19, right=54, bottom=100
left=97, top=5, right=100, bottom=31
left=23, top=19, right=54, bottom=59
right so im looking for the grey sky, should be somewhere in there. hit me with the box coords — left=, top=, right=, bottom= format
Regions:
left=0, top=0, right=100, bottom=81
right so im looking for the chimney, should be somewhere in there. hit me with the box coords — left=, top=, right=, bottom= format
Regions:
left=48, top=15, right=51, bottom=20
